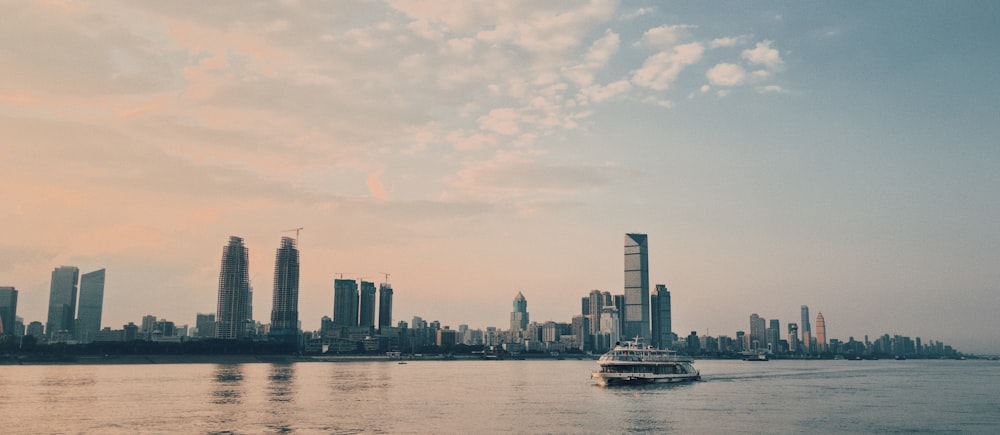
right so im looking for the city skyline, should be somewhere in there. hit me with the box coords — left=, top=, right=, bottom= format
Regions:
left=2, top=2, right=998, bottom=353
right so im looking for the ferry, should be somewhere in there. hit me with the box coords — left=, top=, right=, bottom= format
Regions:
left=592, top=338, right=700, bottom=386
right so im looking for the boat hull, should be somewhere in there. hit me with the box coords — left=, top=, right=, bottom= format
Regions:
left=592, top=371, right=700, bottom=386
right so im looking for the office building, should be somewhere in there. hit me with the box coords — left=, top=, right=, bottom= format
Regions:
left=359, top=281, right=376, bottom=328
left=749, top=313, right=766, bottom=351
left=623, top=233, right=650, bottom=341
left=76, top=269, right=106, bottom=343
left=196, top=313, right=216, bottom=338
left=766, top=319, right=780, bottom=353
left=801, top=305, right=812, bottom=353
left=816, top=312, right=827, bottom=353
left=46, top=266, right=80, bottom=340
left=333, top=279, right=359, bottom=327
left=510, top=292, right=529, bottom=332
left=216, top=236, right=252, bottom=339
left=788, top=323, right=799, bottom=353
left=650, top=284, right=672, bottom=349
left=0, top=287, right=17, bottom=336
left=269, top=237, right=300, bottom=342
left=378, top=283, right=393, bottom=330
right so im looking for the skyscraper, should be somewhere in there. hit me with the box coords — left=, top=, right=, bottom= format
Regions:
left=650, top=284, right=672, bottom=349
left=378, top=283, right=393, bottom=330
left=46, top=266, right=79, bottom=340
left=0, top=287, right=17, bottom=336
left=583, top=290, right=612, bottom=335
left=510, top=292, right=529, bottom=331
left=358, top=281, right=376, bottom=328
left=196, top=313, right=217, bottom=338
left=800, top=305, right=812, bottom=353
left=815, top=312, right=826, bottom=353
left=749, top=313, right=766, bottom=351
left=766, top=319, right=780, bottom=353
left=216, top=236, right=251, bottom=340
left=333, top=279, right=359, bottom=327
left=788, top=323, right=799, bottom=353
left=624, top=233, right=650, bottom=341
left=76, top=269, right=105, bottom=343
left=269, top=237, right=300, bottom=342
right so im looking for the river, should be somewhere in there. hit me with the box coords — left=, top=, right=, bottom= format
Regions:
left=1, top=358, right=997, bottom=433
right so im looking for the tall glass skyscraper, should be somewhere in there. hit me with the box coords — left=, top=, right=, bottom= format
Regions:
left=510, top=292, right=529, bottom=332
left=216, top=236, right=251, bottom=340
left=333, top=279, right=359, bottom=327
left=46, top=266, right=79, bottom=340
left=378, top=283, right=393, bottom=330
left=800, top=305, right=812, bottom=353
left=624, top=233, right=650, bottom=341
left=76, top=269, right=105, bottom=343
left=0, top=287, right=17, bottom=336
left=358, top=281, right=376, bottom=328
left=269, top=237, right=299, bottom=342
left=650, top=284, right=671, bottom=349
left=815, top=312, right=826, bottom=353
left=749, top=313, right=766, bottom=350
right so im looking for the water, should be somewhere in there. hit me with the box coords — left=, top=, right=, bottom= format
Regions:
left=1, top=359, right=998, bottom=434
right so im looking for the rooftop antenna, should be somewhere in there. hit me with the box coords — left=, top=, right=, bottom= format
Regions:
left=379, top=272, right=391, bottom=285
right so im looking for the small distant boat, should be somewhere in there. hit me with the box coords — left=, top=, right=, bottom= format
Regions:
left=592, top=338, right=700, bottom=386
left=397, top=361, right=407, bottom=365
left=742, top=353, right=769, bottom=362
left=894, top=355, right=906, bottom=360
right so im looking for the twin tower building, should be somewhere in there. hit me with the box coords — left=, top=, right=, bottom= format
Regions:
left=216, top=235, right=393, bottom=343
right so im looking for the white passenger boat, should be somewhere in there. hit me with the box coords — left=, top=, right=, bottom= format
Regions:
left=592, top=338, right=700, bottom=386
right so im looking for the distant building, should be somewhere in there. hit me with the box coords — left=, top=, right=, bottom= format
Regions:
left=216, top=236, right=252, bottom=340
left=788, top=323, right=799, bottom=353
left=358, top=281, right=376, bottom=328
left=0, top=287, right=17, bottom=336
left=333, top=279, right=359, bottom=327
left=378, top=283, right=393, bottom=331
left=269, top=237, right=300, bottom=342
left=650, top=284, right=671, bottom=349
left=801, top=305, right=812, bottom=353
left=815, top=312, right=827, bottom=352
left=766, top=319, right=780, bottom=353
left=623, top=233, right=650, bottom=341
left=196, top=313, right=216, bottom=338
left=436, top=328, right=457, bottom=347
left=46, top=266, right=80, bottom=340
left=27, top=321, right=44, bottom=338
left=510, top=292, right=529, bottom=332
left=76, top=269, right=106, bottom=343
left=599, top=306, right=620, bottom=351
left=749, top=313, right=766, bottom=351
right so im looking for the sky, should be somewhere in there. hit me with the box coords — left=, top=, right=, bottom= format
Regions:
left=2, top=1, right=998, bottom=353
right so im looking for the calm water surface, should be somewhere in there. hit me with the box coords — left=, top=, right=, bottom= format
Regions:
left=1, top=359, right=998, bottom=434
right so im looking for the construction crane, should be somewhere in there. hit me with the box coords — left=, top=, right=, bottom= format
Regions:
left=379, top=272, right=391, bottom=285
left=282, top=227, right=304, bottom=242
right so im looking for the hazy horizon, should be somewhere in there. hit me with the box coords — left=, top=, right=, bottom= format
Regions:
left=2, top=1, right=998, bottom=353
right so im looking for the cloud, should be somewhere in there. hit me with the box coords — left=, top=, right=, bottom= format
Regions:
left=706, top=63, right=747, bottom=86
left=742, top=40, right=783, bottom=70
left=756, top=85, right=786, bottom=93
left=709, top=36, right=745, bottom=48
left=578, top=80, right=632, bottom=103
left=638, top=24, right=696, bottom=48
left=631, top=43, right=704, bottom=91
left=367, top=168, right=389, bottom=200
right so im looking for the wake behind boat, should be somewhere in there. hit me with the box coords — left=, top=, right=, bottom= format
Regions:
left=592, top=338, right=700, bottom=386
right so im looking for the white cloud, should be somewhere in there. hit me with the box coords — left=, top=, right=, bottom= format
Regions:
left=578, top=80, right=631, bottom=103
left=742, top=40, right=783, bottom=70
left=706, top=63, right=747, bottom=87
left=478, top=108, right=521, bottom=136
left=756, top=85, right=786, bottom=93
left=709, top=36, right=744, bottom=48
left=631, top=43, right=704, bottom=91
left=638, top=24, right=696, bottom=48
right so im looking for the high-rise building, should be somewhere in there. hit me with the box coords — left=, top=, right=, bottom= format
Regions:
left=0, top=287, right=17, bottom=336
left=333, top=279, right=359, bottom=327
left=196, top=313, right=216, bottom=338
left=749, top=313, right=766, bottom=351
left=358, top=281, right=376, bottom=328
left=766, top=318, right=780, bottom=353
left=76, top=269, right=106, bottom=343
left=788, top=323, right=799, bottom=353
left=650, top=284, right=672, bottom=349
left=46, top=266, right=80, bottom=340
left=216, top=236, right=252, bottom=340
left=510, top=292, right=529, bottom=332
left=815, top=312, right=826, bottom=352
left=269, top=237, right=300, bottom=342
left=378, top=283, right=393, bottom=330
left=800, top=305, right=812, bottom=353
left=623, top=233, right=650, bottom=341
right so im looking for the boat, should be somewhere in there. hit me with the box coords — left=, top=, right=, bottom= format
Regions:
left=742, top=353, right=769, bottom=362
left=591, top=338, right=700, bottom=386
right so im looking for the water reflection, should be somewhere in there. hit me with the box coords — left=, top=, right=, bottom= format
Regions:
left=211, top=364, right=244, bottom=405
left=267, top=363, right=295, bottom=403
